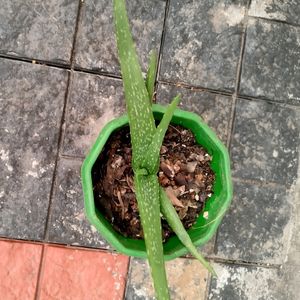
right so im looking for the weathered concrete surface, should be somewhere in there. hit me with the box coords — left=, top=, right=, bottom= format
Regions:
left=240, top=18, right=300, bottom=103
left=208, top=263, right=285, bottom=300
left=0, top=0, right=78, bottom=63
left=126, top=258, right=209, bottom=300
left=231, top=99, right=300, bottom=186
left=62, top=72, right=126, bottom=157
left=211, top=153, right=300, bottom=300
left=75, top=0, right=165, bottom=74
left=47, top=158, right=109, bottom=249
left=279, top=156, right=300, bottom=300
left=156, top=83, right=232, bottom=144
left=0, top=59, right=67, bottom=240
left=249, top=1, right=300, bottom=25
left=160, top=0, right=247, bottom=91
left=216, top=180, right=294, bottom=264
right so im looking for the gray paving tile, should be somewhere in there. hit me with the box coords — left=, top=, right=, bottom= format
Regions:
left=160, top=0, right=247, bottom=92
left=213, top=162, right=300, bottom=299
left=62, top=72, right=126, bottom=157
left=249, top=1, right=300, bottom=25
left=240, top=18, right=300, bottom=103
left=125, top=258, right=209, bottom=300
left=0, top=59, right=67, bottom=240
left=208, top=263, right=286, bottom=300
left=215, top=180, right=293, bottom=264
left=279, top=166, right=300, bottom=300
left=47, top=158, right=109, bottom=249
left=0, top=0, right=78, bottom=63
left=74, top=0, right=165, bottom=74
left=231, top=99, right=300, bottom=185
left=156, top=84, right=233, bottom=143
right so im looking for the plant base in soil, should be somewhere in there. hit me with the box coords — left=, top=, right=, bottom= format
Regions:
left=92, top=125, right=215, bottom=242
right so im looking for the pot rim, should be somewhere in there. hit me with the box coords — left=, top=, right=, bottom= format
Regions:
left=81, top=104, right=233, bottom=260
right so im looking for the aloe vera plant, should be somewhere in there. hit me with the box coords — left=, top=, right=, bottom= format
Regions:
left=113, top=0, right=216, bottom=298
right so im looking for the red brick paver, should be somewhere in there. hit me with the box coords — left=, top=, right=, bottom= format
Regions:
left=38, top=246, right=129, bottom=300
left=0, top=240, right=42, bottom=300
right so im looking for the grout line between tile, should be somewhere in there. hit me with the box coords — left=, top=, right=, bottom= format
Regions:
left=154, top=0, right=171, bottom=104
left=42, top=71, right=72, bottom=242
left=0, top=53, right=71, bottom=69
left=42, top=0, right=83, bottom=242
left=204, top=272, right=212, bottom=300
left=34, top=245, right=47, bottom=300
left=0, top=236, right=113, bottom=253
left=181, top=251, right=282, bottom=270
left=69, top=0, right=83, bottom=70
left=123, top=256, right=132, bottom=300
left=73, top=66, right=122, bottom=79
left=213, top=0, right=250, bottom=256
left=226, top=20, right=249, bottom=149
left=158, top=79, right=234, bottom=98
left=237, top=94, right=300, bottom=108
left=60, top=153, right=85, bottom=161
left=250, top=15, right=300, bottom=29
left=207, top=256, right=282, bottom=270
left=232, top=176, right=287, bottom=189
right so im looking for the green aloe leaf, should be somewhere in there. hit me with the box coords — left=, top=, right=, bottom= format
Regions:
left=141, top=95, right=180, bottom=174
left=135, top=175, right=170, bottom=299
left=113, top=1, right=170, bottom=299
left=145, top=50, right=157, bottom=102
left=160, top=187, right=217, bottom=277
left=113, top=0, right=155, bottom=170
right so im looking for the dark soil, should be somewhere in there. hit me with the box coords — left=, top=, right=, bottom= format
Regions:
left=92, top=125, right=215, bottom=242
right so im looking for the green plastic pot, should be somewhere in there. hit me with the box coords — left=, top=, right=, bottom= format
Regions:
left=81, top=104, right=233, bottom=260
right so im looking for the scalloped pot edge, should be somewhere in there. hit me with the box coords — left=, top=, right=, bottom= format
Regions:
left=81, top=104, right=233, bottom=260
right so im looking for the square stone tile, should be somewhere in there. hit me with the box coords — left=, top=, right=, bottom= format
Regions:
left=278, top=169, right=300, bottom=300
left=0, top=59, right=67, bottom=240
left=249, top=1, right=300, bottom=25
left=126, top=258, right=209, bottom=300
left=74, top=0, right=165, bottom=74
left=62, top=72, right=126, bottom=157
left=240, top=18, right=300, bottom=103
left=39, top=246, right=129, bottom=300
left=156, top=84, right=233, bottom=143
left=215, top=180, right=293, bottom=264
left=160, top=0, right=247, bottom=91
left=208, top=263, right=285, bottom=300
left=230, top=99, right=300, bottom=186
left=0, top=0, right=78, bottom=63
left=47, top=158, right=109, bottom=249
left=0, top=240, right=42, bottom=300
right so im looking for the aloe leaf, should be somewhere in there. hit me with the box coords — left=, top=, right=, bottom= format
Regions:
left=113, top=0, right=155, bottom=170
left=145, top=50, right=157, bottom=102
left=160, top=187, right=217, bottom=277
left=141, top=95, right=180, bottom=174
left=135, top=175, right=170, bottom=299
